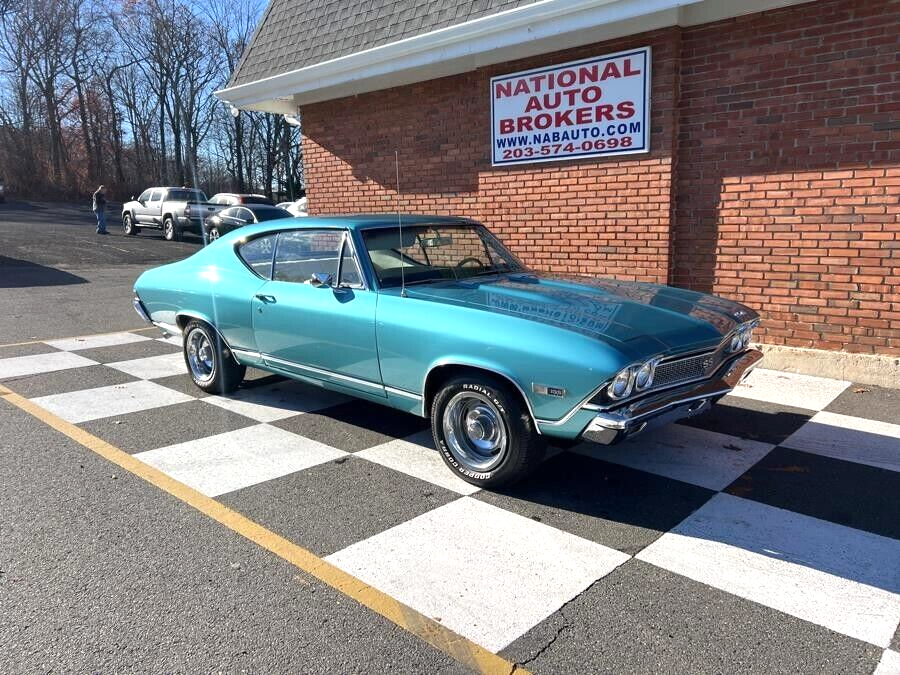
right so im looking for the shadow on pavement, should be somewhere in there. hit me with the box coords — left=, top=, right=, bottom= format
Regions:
left=0, top=256, right=88, bottom=287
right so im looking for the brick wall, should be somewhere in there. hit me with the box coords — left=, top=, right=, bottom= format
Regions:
left=672, top=0, right=899, bottom=354
left=301, top=0, right=899, bottom=355
left=302, top=28, right=681, bottom=284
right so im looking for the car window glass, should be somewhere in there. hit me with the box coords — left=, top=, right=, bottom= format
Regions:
left=219, top=207, right=236, bottom=219
left=273, top=230, right=342, bottom=284
left=238, top=235, right=276, bottom=279
left=255, top=208, right=293, bottom=222
left=237, top=208, right=253, bottom=222
left=138, top=190, right=151, bottom=202
left=149, top=189, right=162, bottom=203
left=339, top=237, right=363, bottom=287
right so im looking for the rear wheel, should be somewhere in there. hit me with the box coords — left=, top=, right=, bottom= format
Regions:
left=182, top=320, right=245, bottom=394
left=163, top=216, right=181, bottom=241
left=431, top=374, right=546, bottom=488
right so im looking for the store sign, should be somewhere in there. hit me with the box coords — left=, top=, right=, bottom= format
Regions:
left=490, top=47, right=650, bottom=166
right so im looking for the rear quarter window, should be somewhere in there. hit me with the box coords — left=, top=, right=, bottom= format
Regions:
left=237, top=235, right=276, bottom=279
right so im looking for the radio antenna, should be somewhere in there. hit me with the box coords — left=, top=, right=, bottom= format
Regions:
left=395, top=150, right=407, bottom=298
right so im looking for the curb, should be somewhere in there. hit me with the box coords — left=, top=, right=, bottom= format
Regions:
left=756, top=343, right=900, bottom=389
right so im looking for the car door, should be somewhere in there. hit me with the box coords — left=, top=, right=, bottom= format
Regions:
left=251, top=228, right=382, bottom=397
left=133, top=189, right=153, bottom=223
left=145, top=188, right=164, bottom=224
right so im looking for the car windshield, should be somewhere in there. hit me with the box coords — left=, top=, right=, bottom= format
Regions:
left=361, top=223, right=525, bottom=288
left=168, top=189, right=207, bottom=202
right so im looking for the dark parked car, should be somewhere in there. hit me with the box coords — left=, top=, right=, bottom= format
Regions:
left=203, top=204, right=293, bottom=241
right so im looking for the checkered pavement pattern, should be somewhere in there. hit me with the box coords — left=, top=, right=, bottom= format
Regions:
left=2, top=331, right=899, bottom=673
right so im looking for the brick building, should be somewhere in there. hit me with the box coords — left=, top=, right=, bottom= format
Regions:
left=218, top=0, right=899, bottom=366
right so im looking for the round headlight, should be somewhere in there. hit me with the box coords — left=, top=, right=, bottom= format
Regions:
left=634, top=361, right=654, bottom=390
left=609, top=368, right=633, bottom=399
left=729, top=333, right=742, bottom=352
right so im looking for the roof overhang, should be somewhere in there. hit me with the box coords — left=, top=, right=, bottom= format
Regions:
left=216, top=0, right=814, bottom=114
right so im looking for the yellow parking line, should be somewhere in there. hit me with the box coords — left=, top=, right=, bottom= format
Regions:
left=0, top=327, right=159, bottom=350
left=0, top=382, right=526, bottom=675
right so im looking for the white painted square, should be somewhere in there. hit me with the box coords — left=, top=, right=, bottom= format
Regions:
left=782, top=411, right=900, bottom=473
left=134, top=424, right=346, bottom=496
left=202, top=379, right=348, bottom=422
left=31, top=380, right=193, bottom=423
left=107, top=352, right=186, bottom=380
left=326, top=497, right=630, bottom=651
left=357, top=430, right=480, bottom=496
left=637, top=493, right=900, bottom=648
left=0, top=351, right=97, bottom=379
left=874, top=650, right=900, bottom=675
left=45, top=331, right=151, bottom=351
left=728, top=368, right=850, bottom=411
left=574, top=424, right=775, bottom=491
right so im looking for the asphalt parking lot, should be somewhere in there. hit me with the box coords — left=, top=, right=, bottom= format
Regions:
left=1, top=200, right=899, bottom=674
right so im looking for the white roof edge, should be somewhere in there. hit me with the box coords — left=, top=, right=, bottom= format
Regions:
left=216, top=0, right=813, bottom=112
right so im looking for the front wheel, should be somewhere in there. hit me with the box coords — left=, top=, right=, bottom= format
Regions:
left=208, top=226, right=221, bottom=241
left=182, top=320, right=246, bottom=394
left=431, top=374, right=546, bottom=488
left=123, top=213, right=138, bottom=235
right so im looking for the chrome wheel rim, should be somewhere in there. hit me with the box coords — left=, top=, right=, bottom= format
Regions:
left=123, top=216, right=131, bottom=233
left=186, top=328, right=214, bottom=382
left=164, top=221, right=173, bottom=238
left=209, top=227, right=220, bottom=241
left=442, top=392, right=507, bottom=472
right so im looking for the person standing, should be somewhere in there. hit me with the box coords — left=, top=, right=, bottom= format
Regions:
left=92, top=185, right=108, bottom=234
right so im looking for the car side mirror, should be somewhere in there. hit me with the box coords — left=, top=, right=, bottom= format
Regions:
left=310, top=272, right=333, bottom=288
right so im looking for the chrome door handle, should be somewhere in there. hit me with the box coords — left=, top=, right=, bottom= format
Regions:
left=255, top=294, right=277, bottom=304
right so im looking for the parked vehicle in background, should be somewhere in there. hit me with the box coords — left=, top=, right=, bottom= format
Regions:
left=133, top=214, right=763, bottom=488
left=0, top=177, right=5, bottom=203
left=277, top=196, right=307, bottom=216
left=203, top=204, right=293, bottom=241
left=209, top=193, right=274, bottom=206
left=121, top=187, right=219, bottom=241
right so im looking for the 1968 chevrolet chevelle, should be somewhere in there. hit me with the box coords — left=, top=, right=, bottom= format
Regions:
left=133, top=215, right=762, bottom=487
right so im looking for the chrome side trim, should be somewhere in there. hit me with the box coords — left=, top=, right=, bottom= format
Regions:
left=263, top=354, right=385, bottom=392
left=385, top=386, right=423, bottom=401
left=232, top=347, right=262, bottom=360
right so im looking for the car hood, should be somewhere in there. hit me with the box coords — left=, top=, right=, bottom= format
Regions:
left=405, top=273, right=758, bottom=359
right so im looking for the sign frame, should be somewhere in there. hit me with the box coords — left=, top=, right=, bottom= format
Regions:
left=489, top=46, right=652, bottom=167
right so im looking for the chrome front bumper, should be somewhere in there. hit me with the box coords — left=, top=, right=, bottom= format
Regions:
left=582, top=349, right=763, bottom=444
left=132, top=296, right=152, bottom=323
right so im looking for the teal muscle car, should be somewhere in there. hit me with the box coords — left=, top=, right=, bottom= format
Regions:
left=133, top=215, right=763, bottom=487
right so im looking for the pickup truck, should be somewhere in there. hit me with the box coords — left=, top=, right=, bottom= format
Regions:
left=121, top=187, right=222, bottom=241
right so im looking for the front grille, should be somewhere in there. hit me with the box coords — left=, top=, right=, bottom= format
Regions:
left=654, top=350, right=720, bottom=388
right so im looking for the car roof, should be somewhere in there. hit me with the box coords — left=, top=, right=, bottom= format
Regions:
left=231, top=214, right=476, bottom=238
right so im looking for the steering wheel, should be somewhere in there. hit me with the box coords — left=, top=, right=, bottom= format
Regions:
left=457, top=257, right=485, bottom=269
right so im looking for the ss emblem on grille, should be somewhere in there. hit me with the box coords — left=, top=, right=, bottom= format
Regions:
left=701, top=357, right=713, bottom=371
